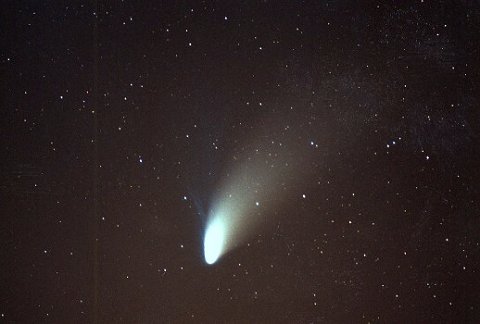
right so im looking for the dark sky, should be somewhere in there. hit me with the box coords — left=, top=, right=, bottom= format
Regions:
left=2, top=1, right=480, bottom=323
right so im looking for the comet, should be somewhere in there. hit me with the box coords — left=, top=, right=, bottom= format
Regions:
left=202, top=116, right=318, bottom=265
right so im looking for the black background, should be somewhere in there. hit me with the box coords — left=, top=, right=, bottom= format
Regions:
left=2, top=1, right=480, bottom=322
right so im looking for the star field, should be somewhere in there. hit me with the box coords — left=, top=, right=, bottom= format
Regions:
left=2, top=1, right=480, bottom=322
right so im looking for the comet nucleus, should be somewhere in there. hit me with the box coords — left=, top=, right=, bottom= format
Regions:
left=204, top=217, right=226, bottom=264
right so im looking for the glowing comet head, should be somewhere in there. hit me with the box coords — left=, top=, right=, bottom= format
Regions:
left=204, top=217, right=226, bottom=265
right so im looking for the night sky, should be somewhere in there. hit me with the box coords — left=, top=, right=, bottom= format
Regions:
left=2, top=1, right=480, bottom=323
